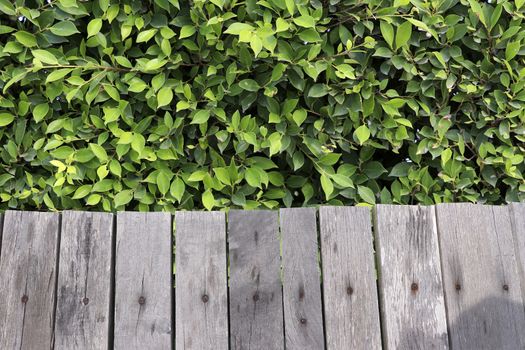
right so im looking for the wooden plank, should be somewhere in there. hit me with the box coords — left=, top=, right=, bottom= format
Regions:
left=436, top=204, right=525, bottom=349
left=54, top=211, right=114, bottom=350
left=0, top=211, right=60, bottom=349
left=319, top=206, right=381, bottom=350
left=175, top=211, right=228, bottom=350
left=114, top=212, right=172, bottom=350
left=280, top=208, right=325, bottom=350
left=510, top=203, right=525, bottom=306
left=228, top=210, right=284, bottom=350
left=374, top=205, right=449, bottom=349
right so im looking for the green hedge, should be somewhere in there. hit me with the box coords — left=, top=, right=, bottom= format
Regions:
left=0, top=0, right=524, bottom=211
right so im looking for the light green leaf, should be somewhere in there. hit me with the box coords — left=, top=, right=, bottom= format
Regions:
left=14, top=31, right=37, bottom=47
left=358, top=185, right=376, bottom=204
left=308, top=84, right=328, bottom=98
left=170, top=177, right=185, bottom=202
left=191, top=110, right=211, bottom=124
left=137, top=28, right=158, bottom=43
left=292, top=109, right=307, bottom=126
left=320, top=174, right=333, bottom=200
left=380, top=21, right=394, bottom=49
left=250, top=35, right=263, bottom=56
left=157, top=171, right=171, bottom=195
left=72, top=185, right=92, bottom=199
left=0, top=0, right=16, bottom=15
left=33, top=103, right=49, bottom=122
left=157, top=87, right=173, bottom=108
left=46, top=68, right=73, bottom=83
left=506, top=41, right=521, bottom=61
left=0, top=112, right=15, bottom=127
left=354, top=125, right=371, bottom=145
left=87, top=18, right=102, bottom=37
left=298, top=28, right=321, bottom=43
left=202, top=189, right=215, bottom=210
left=395, top=21, right=412, bottom=49
left=50, top=21, right=79, bottom=36
left=179, top=25, right=196, bottom=39
left=225, top=23, right=254, bottom=35
left=276, top=18, right=289, bottom=32
left=293, top=15, right=315, bottom=28
left=32, top=49, right=59, bottom=65
left=239, top=79, right=260, bottom=91
left=89, top=143, right=108, bottom=161
left=114, top=189, right=133, bottom=207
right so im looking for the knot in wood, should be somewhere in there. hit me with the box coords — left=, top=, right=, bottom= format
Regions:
left=138, top=296, right=146, bottom=305
left=455, top=283, right=461, bottom=291
left=346, top=286, right=354, bottom=296
left=411, top=282, right=419, bottom=292
left=21, top=295, right=28, bottom=304
left=503, top=284, right=509, bottom=291
left=82, top=297, right=89, bottom=305
left=201, top=294, right=209, bottom=303
left=252, top=293, right=259, bottom=302
left=300, top=318, right=307, bottom=325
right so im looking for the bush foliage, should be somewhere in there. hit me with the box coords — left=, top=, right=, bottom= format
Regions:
left=0, top=0, right=524, bottom=211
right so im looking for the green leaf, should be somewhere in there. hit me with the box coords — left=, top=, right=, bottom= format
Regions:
left=89, top=143, right=108, bottom=162
left=380, top=21, right=394, bottom=49
left=353, top=125, right=371, bottom=145
left=395, top=21, right=412, bottom=49
left=202, top=190, right=215, bottom=210
left=0, top=112, right=15, bottom=127
left=292, top=109, right=307, bottom=126
left=293, top=15, right=315, bottom=28
left=245, top=167, right=261, bottom=188
left=114, top=189, right=133, bottom=207
left=358, top=185, right=376, bottom=204
left=239, top=79, right=260, bottom=91
left=225, top=23, right=254, bottom=35
left=87, top=18, right=102, bottom=37
left=250, top=35, right=263, bottom=56
left=179, top=25, right=196, bottom=39
left=157, top=171, right=171, bottom=195
left=506, top=41, right=521, bottom=61
left=298, top=28, right=321, bottom=43
left=14, top=31, right=37, bottom=47
left=170, top=177, right=185, bottom=202
left=72, top=185, right=92, bottom=199
left=50, top=21, right=80, bottom=36
left=136, top=28, right=158, bottom=43
left=0, top=0, right=16, bottom=15
left=33, top=103, right=49, bottom=122
left=276, top=18, right=289, bottom=32
left=46, top=68, right=73, bottom=83
left=157, top=87, right=173, bottom=108
left=191, top=110, right=211, bottom=124
left=308, top=84, right=328, bottom=98
left=32, top=50, right=59, bottom=65
left=320, top=174, right=333, bottom=200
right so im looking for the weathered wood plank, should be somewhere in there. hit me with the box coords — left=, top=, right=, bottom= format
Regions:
left=54, top=211, right=114, bottom=350
left=280, top=208, right=325, bottom=350
left=510, top=202, right=525, bottom=306
left=228, top=210, right=284, bottom=350
left=0, top=211, right=60, bottom=350
left=319, top=206, right=381, bottom=350
left=175, top=211, right=228, bottom=350
left=114, top=212, right=172, bottom=350
left=436, top=204, right=525, bottom=350
left=375, top=205, right=449, bottom=349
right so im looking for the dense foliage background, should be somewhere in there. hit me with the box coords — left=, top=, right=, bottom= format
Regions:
left=0, top=0, right=524, bottom=211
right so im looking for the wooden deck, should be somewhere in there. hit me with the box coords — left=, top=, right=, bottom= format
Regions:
left=0, top=203, right=524, bottom=349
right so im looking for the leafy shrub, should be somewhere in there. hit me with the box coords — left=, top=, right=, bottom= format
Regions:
left=0, top=0, right=524, bottom=211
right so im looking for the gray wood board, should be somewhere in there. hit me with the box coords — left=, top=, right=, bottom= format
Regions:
left=436, top=204, right=525, bottom=349
left=280, top=207, right=325, bottom=350
left=510, top=203, right=525, bottom=308
left=54, top=211, right=114, bottom=350
left=0, top=211, right=60, bottom=350
left=114, top=212, right=172, bottom=350
left=319, top=206, right=382, bottom=350
left=228, top=210, right=284, bottom=350
left=374, top=205, right=449, bottom=349
left=175, top=211, right=228, bottom=349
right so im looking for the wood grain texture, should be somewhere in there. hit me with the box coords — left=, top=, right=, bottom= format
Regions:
left=319, top=206, right=382, bottom=350
left=54, top=211, right=114, bottom=350
left=228, top=210, right=284, bottom=350
left=280, top=208, right=324, bottom=350
left=0, top=211, right=60, bottom=350
left=175, top=211, right=228, bottom=350
left=510, top=203, right=525, bottom=306
left=375, top=205, right=449, bottom=350
left=436, top=204, right=525, bottom=350
left=114, top=212, right=172, bottom=350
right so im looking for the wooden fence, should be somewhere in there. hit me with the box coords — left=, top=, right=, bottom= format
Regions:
left=0, top=203, right=524, bottom=349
